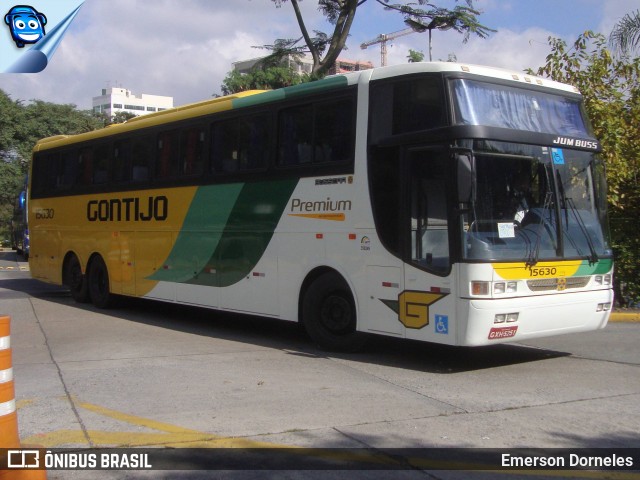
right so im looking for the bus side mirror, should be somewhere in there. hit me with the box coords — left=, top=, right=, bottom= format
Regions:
left=457, top=153, right=475, bottom=204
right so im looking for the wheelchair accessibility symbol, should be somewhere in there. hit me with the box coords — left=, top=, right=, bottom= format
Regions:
left=435, top=315, right=448, bottom=335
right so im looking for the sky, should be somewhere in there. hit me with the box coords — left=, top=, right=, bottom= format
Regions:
left=0, top=0, right=639, bottom=109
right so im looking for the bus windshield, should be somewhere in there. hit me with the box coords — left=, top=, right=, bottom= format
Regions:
left=461, top=141, right=612, bottom=264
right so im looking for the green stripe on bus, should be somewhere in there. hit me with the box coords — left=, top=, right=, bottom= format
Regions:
left=575, top=258, right=613, bottom=276
left=232, top=75, right=349, bottom=109
left=149, top=179, right=298, bottom=287
left=148, top=183, right=244, bottom=283
left=196, top=178, right=298, bottom=287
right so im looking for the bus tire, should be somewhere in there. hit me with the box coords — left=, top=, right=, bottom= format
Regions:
left=302, top=272, right=367, bottom=352
left=64, top=254, right=90, bottom=303
left=87, top=255, right=112, bottom=309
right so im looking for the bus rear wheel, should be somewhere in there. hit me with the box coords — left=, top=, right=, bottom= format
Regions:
left=64, top=254, right=90, bottom=303
left=88, top=255, right=112, bottom=309
left=302, top=272, right=367, bottom=352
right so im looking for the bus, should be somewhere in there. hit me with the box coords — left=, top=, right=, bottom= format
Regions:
left=11, top=178, right=29, bottom=259
left=28, top=63, right=614, bottom=350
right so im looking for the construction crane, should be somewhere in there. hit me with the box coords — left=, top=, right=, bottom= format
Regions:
left=360, top=27, right=417, bottom=67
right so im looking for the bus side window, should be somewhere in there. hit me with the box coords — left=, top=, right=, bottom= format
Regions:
left=315, top=99, right=353, bottom=164
left=212, top=120, right=240, bottom=173
left=56, top=150, right=76, bottom=191
left=393, top=79, right=444, bottom=134
left=277, top=105, right=313, bottom=166
left=131, top=136, right=152, bottom=182
left=113, top=140, right=132, bottom=183
left=369, top=76, right=445, bottom=143
left=78, top=147, right=94, bottom=186
left=409, top=151, right=450, bottom=274
left=93, top=144, right=110, bottom=184
left=157, top=130, right=180, bottom=179
left=180, top=126, right=205, bottom=176
left=278, top=99, right=354, bottom=167
left=369, top=147, right=402, bottom=257
left=41, top=153, right=59, bottom=193
left=212, top=115, right=268, bottom=174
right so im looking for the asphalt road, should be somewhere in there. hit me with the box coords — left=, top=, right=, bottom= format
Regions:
left=0, top=249, right=638, bottom=480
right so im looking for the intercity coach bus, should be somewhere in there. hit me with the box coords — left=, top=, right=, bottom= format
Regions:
left=28, top=63, right=614, bottom=350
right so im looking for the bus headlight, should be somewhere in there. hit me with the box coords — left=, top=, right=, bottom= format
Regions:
left=494, top=312, right=519, bottom=324
left=494, top=282, right=518, bottom=294
left=472, top=281, right=518, bottom=297
left=595, top=274, right=612, bottom=286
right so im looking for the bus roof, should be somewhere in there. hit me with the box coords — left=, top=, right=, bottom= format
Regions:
left=33, top=89, right=268, bottom=152
left=33, top=62, right=580, bottom=152
left=363, top=62, right=580, bottom=95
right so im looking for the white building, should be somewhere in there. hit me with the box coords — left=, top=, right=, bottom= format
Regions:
left=92, top=87, right=174, bottom=118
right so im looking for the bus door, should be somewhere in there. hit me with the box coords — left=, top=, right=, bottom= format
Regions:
left=402, top=146, right=455, bottom=338
left=365, top=145, right=405, bottom=336
left=365, top=144, right=454, bottom=337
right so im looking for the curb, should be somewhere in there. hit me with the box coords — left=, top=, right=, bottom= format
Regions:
left=609, top=311, right=640, bottom=323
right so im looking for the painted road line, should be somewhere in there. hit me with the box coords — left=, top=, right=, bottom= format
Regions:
left=17, top=399, right=640, bottom=477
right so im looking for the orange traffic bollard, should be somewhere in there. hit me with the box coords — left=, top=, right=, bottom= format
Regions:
left=0, top=316, right=46, bottom=479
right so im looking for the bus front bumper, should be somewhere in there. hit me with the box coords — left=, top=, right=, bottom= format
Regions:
left=460, top=289, right=614, bottom=346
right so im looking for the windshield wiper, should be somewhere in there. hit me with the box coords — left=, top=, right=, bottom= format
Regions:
left=564, top=196, right=599, bottom=265
left=555, top=171, right=599, bottom=265
left=526, top=191, right=553, bottom=268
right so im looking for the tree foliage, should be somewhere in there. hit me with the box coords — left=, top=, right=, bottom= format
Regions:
left=381, top=0, right=495, bottom=42
left=221, top=65, right=310, bottom=95
left=267, top=0, right=493, bottom=77
left=407, top=49, right=425, bottom=62
left=0, top=90, right=102, bottom=241
left=529, top=32, right=640, bottom=305
left=609, top=9, right=640, bottom=57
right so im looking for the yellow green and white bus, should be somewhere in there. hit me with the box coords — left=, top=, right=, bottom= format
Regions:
left=28, top=63, right=614, bottom=350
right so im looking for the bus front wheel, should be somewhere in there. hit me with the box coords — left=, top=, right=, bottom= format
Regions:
left=88, top=255, right=112, bottom=309
left=64, top=254, right=90, bottom=303
left=302, top=273, right=367, bottom=352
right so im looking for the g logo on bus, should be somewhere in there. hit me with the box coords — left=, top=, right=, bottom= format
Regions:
left=557, top=278, right=567, bottom=291
left=398, top=290, right=448, bottom=329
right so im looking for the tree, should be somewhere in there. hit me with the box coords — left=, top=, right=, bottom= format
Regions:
left=16, top=100, right=102, bottom=164
left=609, top=9, right=640, bottom=57
left=0, top=92, right=103, bottom=242
left=96, top=110, right=138, bottom=126
left=407, top=49, right=425, bottom=62
left=267, top=0, right=493, bottom=77
left=221, top=65, right=308, bottom=95
left=529, top=32, right=640, bottom=305
left=0, top=90, right=22, bottom=162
